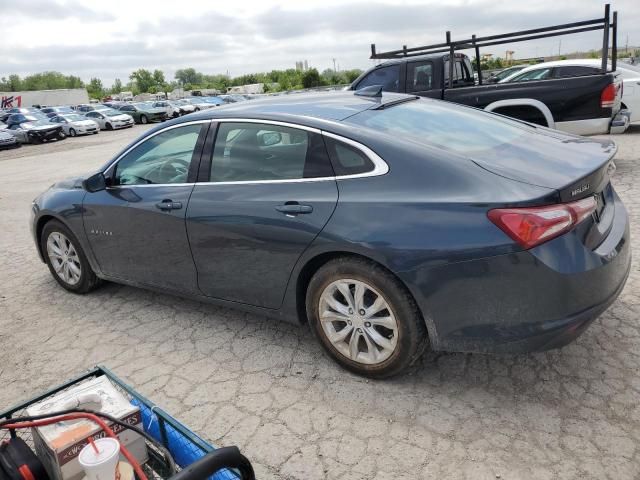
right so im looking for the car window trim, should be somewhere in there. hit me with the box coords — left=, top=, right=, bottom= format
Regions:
left=103, top=119, right=211, bottom=187
left=103, top=118, right=389, bottom=187
left=199, top=118, right=389, bottom=185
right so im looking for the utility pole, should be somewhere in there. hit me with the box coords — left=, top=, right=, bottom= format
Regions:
left=333, top=58, right=337, bottom=72
left=626, top=34, right=629, bottom=54
left=558, top=39, right=561, bottom=58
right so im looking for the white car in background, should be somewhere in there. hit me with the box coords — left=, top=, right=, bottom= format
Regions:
left=500, top=59, right=640, bottom=124
left=152, top=100, right=196, bottom=118
left=49, top=113, right=100, bottom=136
left=84, top=109, right=134, bottom=130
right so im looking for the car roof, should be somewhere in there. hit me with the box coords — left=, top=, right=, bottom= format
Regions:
left=188, top=91, right=415, bottom=123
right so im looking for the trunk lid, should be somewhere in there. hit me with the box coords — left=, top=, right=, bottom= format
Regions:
left=470, top=126, right=616, bottom=201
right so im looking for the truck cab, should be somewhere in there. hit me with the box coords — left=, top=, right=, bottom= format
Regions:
left=350, top=52, right=627, bottom=135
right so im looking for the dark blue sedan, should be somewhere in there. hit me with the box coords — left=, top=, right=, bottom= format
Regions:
left=30, top=91, right=631, bottom=377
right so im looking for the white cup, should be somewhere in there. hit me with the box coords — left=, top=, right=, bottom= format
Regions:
left=78, top=438, right=120, bottom=480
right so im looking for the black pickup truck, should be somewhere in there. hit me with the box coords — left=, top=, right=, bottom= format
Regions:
left=350, top=52, right=628, bottom=136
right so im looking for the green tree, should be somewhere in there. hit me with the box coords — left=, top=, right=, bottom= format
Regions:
left=301, top=68, right=323, bottom=88
left=86, top=77, right=104, bottom=99
left=175, top=68, right=203, bottom=86
left=153, top=70, right=165, bottom=86
left=111, top=78, right=123, bottom=94
left=129, top=69, right=155, bottom=93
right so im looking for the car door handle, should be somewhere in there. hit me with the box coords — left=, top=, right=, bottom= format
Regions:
left=275, top=203, right=313, bottom=215
left=155, top=200, right=182, bottom=210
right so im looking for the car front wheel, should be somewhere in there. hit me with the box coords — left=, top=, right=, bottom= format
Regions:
left=140, top=115, right=148, bottom=124
left=69, top=128, right=76, bottom=137
left=41, top=220, right=101, bottom=293
left=306, top=257, right=428, bottom=378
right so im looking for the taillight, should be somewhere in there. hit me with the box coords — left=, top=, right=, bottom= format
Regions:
left=600, top=83, right=618, bottom=108
left=488, top=197, right=597, bottom=249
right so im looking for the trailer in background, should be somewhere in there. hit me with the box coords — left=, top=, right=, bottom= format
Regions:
left=0, top=88, right=89, bottom=109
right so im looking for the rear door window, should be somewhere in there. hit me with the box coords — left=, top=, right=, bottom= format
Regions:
left=355, top=65, right=400, bottom=93
left=406, top=62, right=434, bottom=92
left=210, top=122, right=333, bottom=182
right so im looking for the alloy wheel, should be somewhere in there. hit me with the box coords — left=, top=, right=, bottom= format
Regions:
left=319, top=279, right=399, bottom=365
left=46, top=232, right=82, bottom=285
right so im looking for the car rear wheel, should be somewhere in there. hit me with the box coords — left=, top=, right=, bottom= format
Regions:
left=69, top=128, right=76, bottom=137
left=306, top=257, right=428, bottom=378
left=41, top=220, right=102, bottom=294
left=57, top=130, right=66, bottom=140
left=140, top=115, right=148, bottom=124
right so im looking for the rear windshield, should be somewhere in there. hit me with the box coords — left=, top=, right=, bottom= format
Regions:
left=346, top=99, right=529, bottom=154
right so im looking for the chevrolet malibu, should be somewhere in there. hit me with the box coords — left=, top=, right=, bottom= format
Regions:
left=30, top=92, right=631, bottom=378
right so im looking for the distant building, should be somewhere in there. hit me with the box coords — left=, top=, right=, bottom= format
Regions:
left=295, top=60, right=309, bottom=71
left=0, top=88, right=88, bottom=108
left=227, top=83, right=264, bottom=95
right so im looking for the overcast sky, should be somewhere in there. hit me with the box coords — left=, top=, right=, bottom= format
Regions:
left=1, top=0, right=638, bottom=87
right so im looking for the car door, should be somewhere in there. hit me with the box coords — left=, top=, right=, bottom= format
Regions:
left=186, top=120, right=339, bottom=309
left=85, top=111, right=103, bottom=129
left=83, top=121, right=209, bottom=293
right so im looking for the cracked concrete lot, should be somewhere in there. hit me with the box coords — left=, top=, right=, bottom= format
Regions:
left=0, top=124, right=639, bottom=479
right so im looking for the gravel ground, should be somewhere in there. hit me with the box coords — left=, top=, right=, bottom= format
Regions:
left=0, top=125, right=639, bottom=479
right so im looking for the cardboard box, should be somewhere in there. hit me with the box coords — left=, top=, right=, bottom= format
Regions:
left=26, top=376, right=148, bottom=480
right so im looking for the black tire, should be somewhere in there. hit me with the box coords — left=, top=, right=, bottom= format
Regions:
left=140, top=114, right=148, bottom=124
left=57, top=130, right=66, bottom=140
left=306, top=257, right=428, bottom=378
left=40, top=220, right=102, bottom=294
left=69, top=128, right=76, bottom=137
left=106, top=122, right=113, bottom=131
left=30, top=135, right=41, bottom=144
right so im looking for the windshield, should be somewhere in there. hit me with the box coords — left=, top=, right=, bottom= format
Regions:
left=101, top=109, right=122, bottom=117
left=23, top=119, right=53, bottom=127
left=494, top=66, right=524, bottom=81
left=63, top=114, right=86, bottom=121
left=346, top=99, right=529, bottom=155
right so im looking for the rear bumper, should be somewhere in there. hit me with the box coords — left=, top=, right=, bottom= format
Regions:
left=610, top=109, right=631, bottom=134
left=405, top=190, right=631, bottom=354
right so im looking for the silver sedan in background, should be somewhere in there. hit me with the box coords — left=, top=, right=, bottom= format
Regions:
left=84, top=109, right=134, bottom=130
left=49, top=114, right=100, bottom=136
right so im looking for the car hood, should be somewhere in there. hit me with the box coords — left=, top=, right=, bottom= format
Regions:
left=470, top=126, right=617, bottom=201
left=72, top=120, right=98, bottom=127
left=27, top=124, right=59, bottom=132
left=52, top=176, right=84, bottom=190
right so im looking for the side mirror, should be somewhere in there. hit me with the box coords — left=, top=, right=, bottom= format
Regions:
left=82, top=172, right=107, bottom=193
left=258, top=131, right=282, bottom=147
